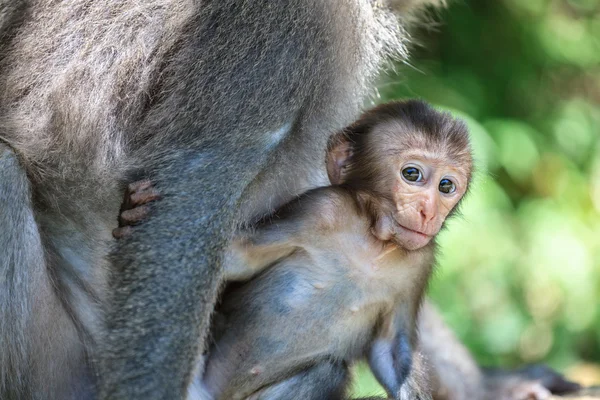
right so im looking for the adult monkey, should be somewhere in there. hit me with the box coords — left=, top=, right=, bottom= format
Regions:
left=0, top=1, right=577, bottom=399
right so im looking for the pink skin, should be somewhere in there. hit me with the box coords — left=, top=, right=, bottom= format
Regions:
left=371, top=154, right=468, bottom=251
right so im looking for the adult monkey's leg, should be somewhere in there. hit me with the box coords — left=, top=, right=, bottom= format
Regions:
left=418, top=301, right=485, bottom=399
left=245, top=362, right=350, bottom=400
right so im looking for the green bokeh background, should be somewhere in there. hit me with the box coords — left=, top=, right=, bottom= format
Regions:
left=354, top=0, right=600, bottom=396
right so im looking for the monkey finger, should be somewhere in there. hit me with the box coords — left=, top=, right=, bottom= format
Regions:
left=112, top=226, right=133, bottom=239
left=119, top=180, right=154, bottom=211
left=129, top=188, right=161, bottom=207
left=127, top=179, right=153, bottom=194
left=119, top=205, right=151, bottom=226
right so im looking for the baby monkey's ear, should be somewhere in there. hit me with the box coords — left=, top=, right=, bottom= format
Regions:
left=326, top=132, right=353, bottom=185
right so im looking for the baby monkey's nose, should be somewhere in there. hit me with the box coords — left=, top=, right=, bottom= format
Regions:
left=418, top=197, right=436, bottom=224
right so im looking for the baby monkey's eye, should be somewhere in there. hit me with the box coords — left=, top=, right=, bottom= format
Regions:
left=402, top=167, right=423, bottom=182
left=439, top=178, right=456, bottom=194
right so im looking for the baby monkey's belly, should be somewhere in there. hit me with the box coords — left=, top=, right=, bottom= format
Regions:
left=205, top=267, right=383, bottom=399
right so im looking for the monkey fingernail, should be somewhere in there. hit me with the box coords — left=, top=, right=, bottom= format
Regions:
left=130, top=189, right=161, bottom=206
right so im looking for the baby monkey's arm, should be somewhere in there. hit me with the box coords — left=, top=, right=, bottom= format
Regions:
left=113, top=180, right=302, bottom=281
left=224, top=219, right=302, bottom=281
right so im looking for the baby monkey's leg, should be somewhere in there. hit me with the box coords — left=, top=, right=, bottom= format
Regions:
left=246, top=361, right=349, bottom=400
left=112, top=180, right=160, bottom=239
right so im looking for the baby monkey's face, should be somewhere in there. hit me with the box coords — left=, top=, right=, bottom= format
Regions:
left=371, top=148, right=470, bottom=251
left=326, top=101, right=472, bottom=251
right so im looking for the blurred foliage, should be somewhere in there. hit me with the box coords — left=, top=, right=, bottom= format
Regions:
left=354, top=0, right=600, bottom=396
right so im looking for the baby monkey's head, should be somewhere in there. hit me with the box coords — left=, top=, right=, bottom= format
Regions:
left=327, top=100, right=472, bottom=251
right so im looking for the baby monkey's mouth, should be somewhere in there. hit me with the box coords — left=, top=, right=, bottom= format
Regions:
left=392, top=220, right=430, bottom=239
left=389, top=220, right=434, bottom=251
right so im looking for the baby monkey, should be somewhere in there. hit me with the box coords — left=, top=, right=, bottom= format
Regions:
left=114, top=100, right=473, bottom=400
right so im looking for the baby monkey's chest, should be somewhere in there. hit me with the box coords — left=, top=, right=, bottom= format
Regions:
left=281, top=268, right=401, bottom=343
left=320, top=247, right=423, bottom=307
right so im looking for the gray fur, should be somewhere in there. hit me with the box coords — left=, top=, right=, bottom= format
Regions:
left=244, top=361, right=350, bottom=400
left=0, top=1, right=438, bottom=399
left=0, top=1, right=26, bottom=52
left=0, top=142, right=96, bottom=399
left=0, top=1, right=574, bottom=399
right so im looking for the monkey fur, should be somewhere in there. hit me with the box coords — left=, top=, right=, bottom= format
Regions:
left=197, top=101, right=472, bottom=400
left=0, top=1, right=578, bottom=399
left=115, top=101, right=471, bottom=400
left=0, top=1, right=434, bottom=399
